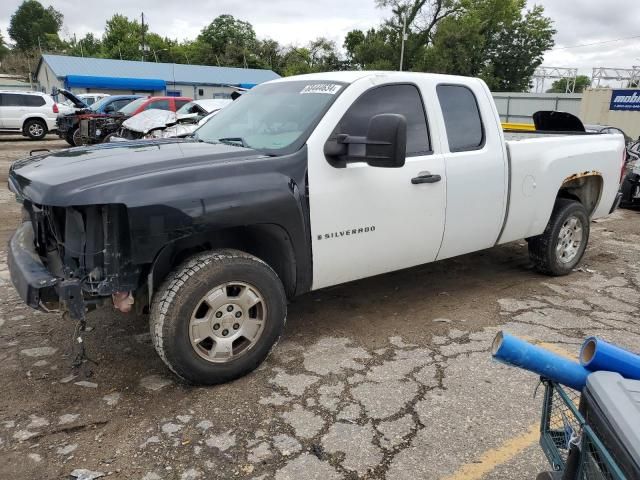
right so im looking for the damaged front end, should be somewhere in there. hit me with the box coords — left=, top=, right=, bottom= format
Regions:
left=8, top=202, right=140, bottom=320
left=80, top=116, right=124, bottom=144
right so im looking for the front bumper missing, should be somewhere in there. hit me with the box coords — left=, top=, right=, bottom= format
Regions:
left=8, top=222, right=84, bottom=318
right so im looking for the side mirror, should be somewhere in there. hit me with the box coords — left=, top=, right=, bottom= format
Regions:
left=324, top=113, right=407, bottom=168
left=104, top=104, right=115, bottom=113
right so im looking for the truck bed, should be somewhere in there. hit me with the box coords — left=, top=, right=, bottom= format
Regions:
left=498, top=132, right=625, bottom=245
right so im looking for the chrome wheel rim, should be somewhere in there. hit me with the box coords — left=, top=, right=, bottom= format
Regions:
left=556, top=215, right=583, bottom=264
left=189, top=282, right=266, bottom=363
left=29, top=123, right=44, bottom=137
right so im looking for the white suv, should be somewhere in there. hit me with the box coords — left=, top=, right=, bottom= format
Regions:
left=0, top=91, right=59, bottom=140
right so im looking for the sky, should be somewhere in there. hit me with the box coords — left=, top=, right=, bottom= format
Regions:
left=1, top=0, right=639, bottom=83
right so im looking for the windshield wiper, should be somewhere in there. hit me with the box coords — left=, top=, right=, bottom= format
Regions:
left=217, top=137, right=247, bottom=148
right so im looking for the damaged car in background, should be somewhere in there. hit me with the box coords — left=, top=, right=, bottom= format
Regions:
left=57, top=94, right=191, bottom=146
left=55, top=92, right=143, bottom=146
left=110, top=99, right=232, bottom=141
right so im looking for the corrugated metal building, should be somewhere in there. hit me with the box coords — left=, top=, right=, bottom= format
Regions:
left=36, top=54, right=280, bottom=99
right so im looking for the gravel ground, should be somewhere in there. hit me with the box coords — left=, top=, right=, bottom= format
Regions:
left=0, top=136, right=639, bottom=479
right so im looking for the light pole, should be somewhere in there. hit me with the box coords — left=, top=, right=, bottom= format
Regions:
left=399, top=13, right=408, bottom=71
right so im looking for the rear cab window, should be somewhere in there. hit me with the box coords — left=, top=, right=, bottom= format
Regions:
left=436, top=84, right=484, bottom=152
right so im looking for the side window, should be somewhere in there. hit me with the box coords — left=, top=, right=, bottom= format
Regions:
left=112, top=99, right=131, bottom=111
left=175, top=99, right=190, bottom=110
left=333, top=84, right=431, bottom=156
left=24, top=96, right=46, bottom=107
left=436, top=85, right=484, bottom=152
left=145, top=99, right=170, bottom=111
left=2, top=94, right=28, bottom=107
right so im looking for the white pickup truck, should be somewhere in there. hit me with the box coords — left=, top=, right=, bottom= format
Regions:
left=8, top=71, right=626, bottom=384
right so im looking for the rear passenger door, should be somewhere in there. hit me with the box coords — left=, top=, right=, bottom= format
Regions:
left=0, top=93, right=27, bottom=130
left=435, top=83, right=507, bottom=260
left=307, top=81, right=447, bottom=289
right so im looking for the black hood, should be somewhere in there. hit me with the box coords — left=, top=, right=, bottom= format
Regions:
left=55, top=89, right=90, bottom=109
left=9, top=139, right=265, bottom=207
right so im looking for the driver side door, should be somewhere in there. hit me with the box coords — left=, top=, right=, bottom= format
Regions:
left=307, top=81, right=447, bottom=290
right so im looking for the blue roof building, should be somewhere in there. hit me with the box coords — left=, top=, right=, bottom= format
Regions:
left=36, top=54, right=280, bottom=100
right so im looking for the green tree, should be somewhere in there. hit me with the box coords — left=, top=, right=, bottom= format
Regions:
left=102, top=14, right=147, bottom=60
left=419, top=0, right=555, bottom=91
left=344, top=27, right=398, bottom=70
left=67, top=33, right=103, bottom=58
left=8, top=0, right=63, bottom=51
left=195, top=15, right=258, bottom=67
left=547, top=75, right=591, bottom=93
left=281, top=38, right=342, bottom=76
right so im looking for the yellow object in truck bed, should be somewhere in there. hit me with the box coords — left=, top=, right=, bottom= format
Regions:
left=502, top=122, right=536, bottom=131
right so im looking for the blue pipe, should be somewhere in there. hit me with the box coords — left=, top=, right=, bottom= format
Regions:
left=492, top=331, right=590, bottom=390
left=580, top=337, right=640, bottom=380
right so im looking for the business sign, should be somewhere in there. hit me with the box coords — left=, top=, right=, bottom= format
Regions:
left=610, top=89, right=640, bottom=111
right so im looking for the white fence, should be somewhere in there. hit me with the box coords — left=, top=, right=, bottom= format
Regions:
left=492, top=92, right=583, bottom=123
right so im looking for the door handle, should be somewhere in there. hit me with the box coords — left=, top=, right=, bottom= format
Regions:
left=411, top=172, right=442, bottom=184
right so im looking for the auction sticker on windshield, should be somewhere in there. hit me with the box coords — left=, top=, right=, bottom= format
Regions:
left=300, top=83, right=342, bottom=95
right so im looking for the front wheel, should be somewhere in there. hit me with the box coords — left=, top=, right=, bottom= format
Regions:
left=150, top=250, right=287, bottom=385
left=528, top=198, right=590, bottom=276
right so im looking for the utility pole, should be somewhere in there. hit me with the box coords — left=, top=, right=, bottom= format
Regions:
left=141, top=12, right=146, bottom=62
left=399, top=14, right=408, bottom=72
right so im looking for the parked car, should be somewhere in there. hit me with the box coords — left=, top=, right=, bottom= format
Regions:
left=118, top=96, right=193, bottom=117
left=7, top=72, right=626, bottom=385
left=112, top=98, right=232, bottom=141
left=56, top=93, right=144, bottom=146
left=0, top=90, right=61, bottom=140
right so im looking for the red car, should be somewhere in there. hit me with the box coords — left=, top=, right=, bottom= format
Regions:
left=118, top=96, right=193, bottom=116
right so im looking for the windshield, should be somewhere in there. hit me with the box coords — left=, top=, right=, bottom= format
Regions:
left=194, top=80, right=345, bottom=154
left=119, top=97, right=147, bottom=115
left=177, top=101, right=200, bottom=115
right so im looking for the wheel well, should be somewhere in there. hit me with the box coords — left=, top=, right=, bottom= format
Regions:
left=149, top=224, right=297, bottom=300
left=557, top=173, right=603, bottom=216
left=22, top=117, right=47, bottom=130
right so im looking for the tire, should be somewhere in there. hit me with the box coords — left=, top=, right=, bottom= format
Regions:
left=528, top=198, right=590, bottom=276
left=72, top=128, right=85, bottom=146
left=23, top=119, right=47, bottom=140
left=64, top=130, right=75, bottom=146
left=150, top=249, right=287, bottom=385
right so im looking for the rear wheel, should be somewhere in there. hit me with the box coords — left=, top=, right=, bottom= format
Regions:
left=528, top=198, right=590, bottom=276
left=150, top=249, right=287, bottom=385
left=23, top=119, right=47, bottom=140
